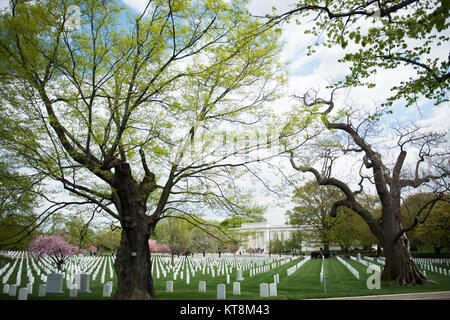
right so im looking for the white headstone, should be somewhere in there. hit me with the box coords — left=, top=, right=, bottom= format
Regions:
left=226, top=274, right=230, bottom=284
left=166, top=281, right=173, bottom=293
left=18, top=287, right=28, bottom=300
left=8, top=284, right=17, bottom=296
left=198, top=281, right=206, bottom=293
left=102, top=283, right=112, bottom=297
left=74, top=274, right=81, bottom=289
left=3, top=284, right=9, bottom=294
left=269, top=282, right=277, bottom=297
left=259, top=283, right=269, bottom=298
left=217, top=284, right=226, bottom=300
left=78, top=274, right=91, bottom=293
left=233, top=282, right=240, bottom=295
left=26, top=282, right=33, bottom=294
left=38, top=284, right=46, bottom=297
left=46, top=273, right=64, bottom=294
left=69, top=287, right=78, bottom=298
left=236, top=269, right=244, bottom=281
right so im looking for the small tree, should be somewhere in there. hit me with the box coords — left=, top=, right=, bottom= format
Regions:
left=157, top=219, right=191, bottom=265
left=215, top=238, right=229, bottom=258
left=190, top=229, right=216, bottom=257
left=402, top=193, right=450, bottom=255
left=29, top=235, right=78, bottom=271
left=269, top=239, right=284, bottom=257
left=88, top=245, right=97, bottom=254
left=228, top=244, right=239, bottom=257
left=286, top=180, right=349, bottom=256
left=284, top=230, right=303, bottom=256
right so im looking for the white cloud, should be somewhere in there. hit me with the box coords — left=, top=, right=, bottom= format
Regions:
left=0, top=0, right=8, bottom=10
left=248, top=0, right=297, bottom=16
left=416, top=103, right=450, bottom=133
left=122, top=0, right=150, bottom=13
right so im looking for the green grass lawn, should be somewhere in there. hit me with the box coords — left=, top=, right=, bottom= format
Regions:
left=1, top=255, right=450, bottom=300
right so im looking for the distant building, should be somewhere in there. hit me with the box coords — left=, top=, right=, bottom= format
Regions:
left=232, top=222, right=330, bottom=253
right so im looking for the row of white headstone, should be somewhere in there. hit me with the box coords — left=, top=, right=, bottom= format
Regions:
left=1, top=251, right=116, bottom=299
left=163, top=256, right=290, bottom=299
left=347, top=255, right=450, bottom=278
left=336, top=256, right=360, bottom=279
left=417, top=262, right=450, bottom=277
left=150, top=255, right=294, bottom=284
left=350, top=255, right=382, bottom=272
left=166, top=276, right=280, bottom=299
left=364, top=256, right=385, bottom=265
left=2, top=273, right=113, bottom=300
left=413, top=258, right=450, bottom=277
left=286, top=256, right=310, bottom=276
left=359, top=255, right=450, bottom=277
left=2, top=252, right=115, bottom=282
left=414, top=258, right=450, bottom=267
left=157, top=255, right=292, bottom=276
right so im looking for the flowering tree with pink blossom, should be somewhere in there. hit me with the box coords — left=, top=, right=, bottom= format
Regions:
left=229, top=245, right=239, bottom=254
left=148, top=240, right=171, bottom=254
left=29, top=235, right=79, bottom=271
left=148, top=240, right=159, bottom=253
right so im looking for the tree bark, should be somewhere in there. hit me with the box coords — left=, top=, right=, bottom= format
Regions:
left=114, top=222, right=156, bottom=299
left=377, top=204, right=433, bottom=285
left=323, top=242, right=330, bottom=258
left=382, top=233, right=432, bottom=285
left=112, top=163, right=156, bottom=300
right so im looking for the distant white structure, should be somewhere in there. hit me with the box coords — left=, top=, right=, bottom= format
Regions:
left=232, top=222, right=325, bottom=252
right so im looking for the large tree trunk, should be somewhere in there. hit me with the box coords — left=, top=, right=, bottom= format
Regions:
left=380, top=208, right=433, bottom=285
left=114, top=222, right=156, bottom=299
left=113, top=163, right=156, bottom=300
left=382, top=234, right=431, bottom=285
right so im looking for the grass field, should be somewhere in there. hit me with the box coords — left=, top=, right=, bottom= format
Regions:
left=1, top=255, right=450, bottom=300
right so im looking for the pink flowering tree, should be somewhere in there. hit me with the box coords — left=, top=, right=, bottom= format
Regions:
left=229, top=245, right=239, bottom=254
left=229, top=244, right=239, bottom=259
left=148, top=240, right=171, bottom=254
left=29, top=235, right=79, bottom=271
left=148, top=240, right=159, bottom=253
